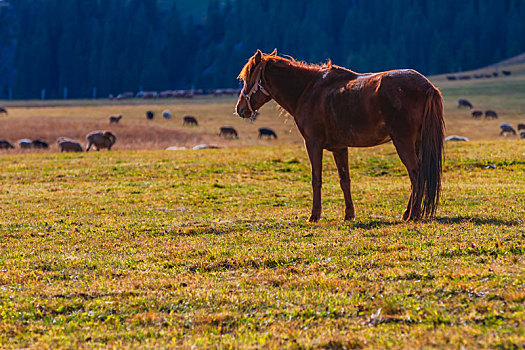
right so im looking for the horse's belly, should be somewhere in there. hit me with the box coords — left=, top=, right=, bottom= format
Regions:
left=324, top=118, right=391, bottom=148
left=348, top=134, right=391, bottom=147
left=325, top=134, right=391, bottom=149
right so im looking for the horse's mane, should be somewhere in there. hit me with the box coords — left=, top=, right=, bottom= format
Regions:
left=238, top=50, right=335, bottom=82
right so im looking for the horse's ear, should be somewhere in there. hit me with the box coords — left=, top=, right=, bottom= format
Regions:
left=270, top=48, right=277, bottom=56
left=254, top=50, right=262, bottom=64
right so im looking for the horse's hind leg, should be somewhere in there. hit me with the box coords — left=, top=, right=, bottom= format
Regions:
left=391, top=137, right=422, bottom=221
left=332, top=148, right=355, bottom=221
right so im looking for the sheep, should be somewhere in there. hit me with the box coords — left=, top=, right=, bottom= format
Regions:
left=109, top=115, right=123, bottom=124
left=458, top=99, right=473, bottom=109
left=445, top=135, right=469, bottom=142
left=500, top=123, right=516, bottom=136
left=0, top=140, right=14, bottom=149
left=86, top=130, right=116, bottom=151
left=57, top=137, right=83, bottom=152
left=485, top=110, right=498, bottom=119
left=183, top=115, right=198, bottom=126
left=471, top=110, right=483, bottom=119
left=162, top=110, right=172, bottom=119
left=32, top=139, right=49, bottom=149
left=219, top=126, right=238, bottom=139
left=258, top=128, right=277, bottom=139
left=18, top=139, right=32, bottom=149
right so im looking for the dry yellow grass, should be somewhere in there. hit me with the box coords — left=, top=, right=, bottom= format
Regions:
left=0, top=96, right=305, bottom=153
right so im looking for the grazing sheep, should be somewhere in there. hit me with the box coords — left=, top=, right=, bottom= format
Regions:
left=146, top=110, right=154, bottom=120
left=502, top=70, right=512, bottom=76
left=219, top=126, right=238, bottom=139
left=109, top=115, right=123, bottom=124
left=0, top=106, right=7, bottom=114
left=183, top=115, right=198, bottom=126
left=0, top=140, right=14, bottom=149
left=32, top=139, right=49, bottom=149
left=500, top=123, right=516, bottom=136
left=258, top=127, right=277, bottom=139
left=192, top=144, right=220, bottom=150
left=57, top=137, right=83, bottom=152
left=445, top=135, right=469, bottom=142
left=162, top=110, right=172, bottom=119
left=18, top=139, right=32, bottom=149
left=520, top=130, right=525, bottom=139
left=458, top=99, right=473, bottom=108
left=517, top=123, right=525, bottom=131
left=471, top=110, right=483, bottom=119
left=485, top=110, right=498, bottom=119
left=86, top=130, right=116, bottom=151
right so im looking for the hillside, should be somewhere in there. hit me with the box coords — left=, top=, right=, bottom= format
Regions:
left=483, top=51, right=525, bottom=69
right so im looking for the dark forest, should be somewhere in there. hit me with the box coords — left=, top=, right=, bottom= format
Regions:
left=1, top=0, right=525, bottom=99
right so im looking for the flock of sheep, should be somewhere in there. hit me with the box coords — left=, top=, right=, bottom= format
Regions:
left=0, top=106, right=279, bottom=152
left=0, top=130, right=117, bottom=152
left=457, top=98, right=525, bottom=139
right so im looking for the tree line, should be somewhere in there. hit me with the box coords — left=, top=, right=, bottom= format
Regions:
left=1, top=0, right=525, bottom=99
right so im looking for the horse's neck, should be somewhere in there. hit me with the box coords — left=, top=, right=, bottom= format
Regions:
left=265, top=61, right=319, bottom=115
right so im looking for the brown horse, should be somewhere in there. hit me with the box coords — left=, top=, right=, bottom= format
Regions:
left=236, top=50, right=445, bottom=222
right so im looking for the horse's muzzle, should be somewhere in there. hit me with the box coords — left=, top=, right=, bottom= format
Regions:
left=236, top=105, right=246, bottom=117
left=236, top=105, right=253, bottom=119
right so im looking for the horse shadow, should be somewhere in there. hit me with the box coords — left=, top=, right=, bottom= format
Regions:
left=351, top=219, right=399, bottom=230
left=352, top=215, right=519, bottom=229
left=164, top=215, right=519, bottom=237
left=434, top=215, right=520, bottom=227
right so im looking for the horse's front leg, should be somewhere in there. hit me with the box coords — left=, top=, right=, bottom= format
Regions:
left=332, top=148, right=355, bottom=221
left=305, top=141, right=323, bottom=222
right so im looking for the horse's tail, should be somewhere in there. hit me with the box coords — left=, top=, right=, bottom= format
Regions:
left=418, top=88, right=445, bottom=218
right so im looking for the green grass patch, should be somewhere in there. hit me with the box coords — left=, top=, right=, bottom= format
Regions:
left=0, top=142, right=524, bottom=348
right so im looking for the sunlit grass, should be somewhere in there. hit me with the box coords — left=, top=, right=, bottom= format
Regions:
left=0, top=141, right=523, bottom=348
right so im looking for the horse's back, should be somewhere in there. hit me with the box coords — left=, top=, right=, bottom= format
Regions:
left=309, top=69, right=438, bottom=147
left=377, top=69, right=435, bottom=98
left=322, top=69, right=433, bottom=107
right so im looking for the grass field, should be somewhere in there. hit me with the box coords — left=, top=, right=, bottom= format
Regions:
left=1, top=67, right=524, bottom=348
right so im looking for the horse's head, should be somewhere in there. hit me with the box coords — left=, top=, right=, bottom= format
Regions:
left=236, top=49, right=275, bottom=119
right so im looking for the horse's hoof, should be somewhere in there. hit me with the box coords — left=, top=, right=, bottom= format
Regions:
left=344, top=215, right=355, bottom=221
left=403, top=210, right=421, bottom=221
left=308, top=215, right=320, bottom=223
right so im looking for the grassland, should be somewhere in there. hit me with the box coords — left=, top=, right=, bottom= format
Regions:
left=1, top=68, right=525, bottom=348
left=0, top=141, right=523, bottom=348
